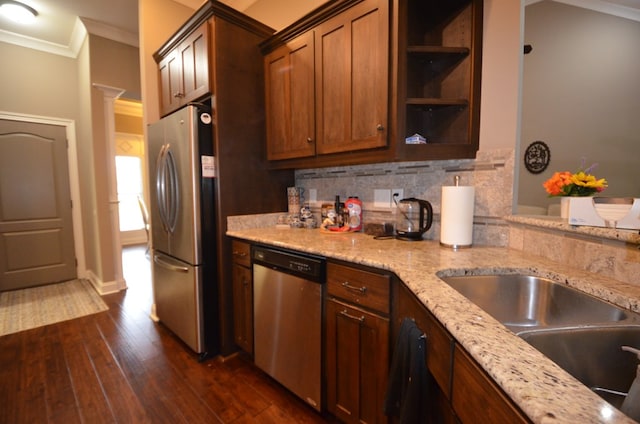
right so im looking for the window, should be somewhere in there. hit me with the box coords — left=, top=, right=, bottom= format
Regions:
left=116, top=155, right=144, bottom=232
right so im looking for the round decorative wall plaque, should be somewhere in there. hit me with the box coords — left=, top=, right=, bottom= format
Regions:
left=524, top=141, right=550, bottom=174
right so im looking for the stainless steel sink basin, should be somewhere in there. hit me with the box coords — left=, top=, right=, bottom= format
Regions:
left=440, top=274, right=633, bottom=332
left=440, top=273, right=640, bottom=411
left=519, top=326, right=640, bottom=409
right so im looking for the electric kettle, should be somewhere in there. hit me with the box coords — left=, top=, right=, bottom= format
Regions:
left=395, top=198, right=433, bottom=240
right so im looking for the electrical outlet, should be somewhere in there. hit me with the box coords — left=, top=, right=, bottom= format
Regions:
left=391, top=188, right=404, bottom=206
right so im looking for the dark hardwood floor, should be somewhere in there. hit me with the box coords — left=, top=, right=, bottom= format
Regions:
left=0, top=245, right=334, bottom=423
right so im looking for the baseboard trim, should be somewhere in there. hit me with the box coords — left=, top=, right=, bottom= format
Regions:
left=86, top=270, right=125, bottom=295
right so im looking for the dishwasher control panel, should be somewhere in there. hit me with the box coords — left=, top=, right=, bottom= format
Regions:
left=252, top=246, right=325, bottom=283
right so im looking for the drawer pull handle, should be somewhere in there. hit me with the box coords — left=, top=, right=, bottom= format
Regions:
left=340, top=309, right=365, bottom=323
left=233, top=251, right=247, bottom=257
left=342, top=281, right=367, bottom=294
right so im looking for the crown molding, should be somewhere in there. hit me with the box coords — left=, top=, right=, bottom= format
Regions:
left=0, top=27, right=79, bottom=57
left=80, top=17, right=138, bottom=47
left=0, top=16, right=137, bottom=58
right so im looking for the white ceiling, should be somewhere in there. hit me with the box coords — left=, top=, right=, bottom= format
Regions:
left=1, top=0, right=639, bottom=58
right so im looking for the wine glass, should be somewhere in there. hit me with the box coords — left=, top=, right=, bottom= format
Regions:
left=592, top=197, right=634, bottom=229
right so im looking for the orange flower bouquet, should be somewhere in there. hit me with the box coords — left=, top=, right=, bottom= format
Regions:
left=543, top=164, right=607, bottom=197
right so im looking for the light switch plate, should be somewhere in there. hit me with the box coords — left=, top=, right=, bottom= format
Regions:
left=308, top=188, right=317, bottom=204
left=374, top=189, right=391, bottom=208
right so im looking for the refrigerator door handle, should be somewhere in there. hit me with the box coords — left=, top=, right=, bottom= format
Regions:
left=155, top=144, right=180, bottom=234
left=164, top=146, right=179, bottom=233
left=156, top=144, right=169, bottom=232
left=154, top=254, right=189, bottom=273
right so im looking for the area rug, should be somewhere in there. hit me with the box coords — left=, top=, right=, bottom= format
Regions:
left=0, top=279, right=109, bottom=337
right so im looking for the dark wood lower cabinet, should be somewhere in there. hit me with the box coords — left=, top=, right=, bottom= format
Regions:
left=230, top=244, right=530, bottom=423
left=452, top=344, right=530, bottom=423
left=231, top=240, right=253, bottom=354
left=325, top=298, right=389, bottom=424
left=393, top=281, right=530, bottom=424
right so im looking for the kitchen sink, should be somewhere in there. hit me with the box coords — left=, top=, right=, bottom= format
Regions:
left=519, top=326, right=640, bottom=409
left=439, top=274, right=636, bottom=332
left=439, top=273, right=640, bottom=410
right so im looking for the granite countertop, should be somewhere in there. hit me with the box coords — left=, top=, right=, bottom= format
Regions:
left=227, top=226, right=640, bottom=424
left=507, top=215, right=640, bottom=245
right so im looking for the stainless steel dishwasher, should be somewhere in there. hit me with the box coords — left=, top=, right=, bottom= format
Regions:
left=252, top=245, right=325, bottom=411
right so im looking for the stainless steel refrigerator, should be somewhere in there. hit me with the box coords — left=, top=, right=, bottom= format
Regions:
left=148, top=102, right=218, bottom=358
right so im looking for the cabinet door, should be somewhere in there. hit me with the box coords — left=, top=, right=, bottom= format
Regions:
left=315, top=0, right=388, bottom=155
left=264, top=31, right=316, bottom=160
left=180, top=22, right=210, bottom=105
left=326, top=298, right=389, bottom=424
left=158, top=21, right=210, bottom=117
left=452, top=345, right=529, bottom=424
left=159, top=50, right=183, bottom=117
left=232, top=262, right=253, bottom=354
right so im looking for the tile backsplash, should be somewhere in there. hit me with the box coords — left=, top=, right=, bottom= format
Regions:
left=294, top=148, right=516, bottom=247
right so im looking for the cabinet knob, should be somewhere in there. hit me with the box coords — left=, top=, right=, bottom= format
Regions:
left=173, top=92, right=184, bottom=98
left=376, top=124, right=384, bottom=131
left=306, top=137, right=313, bottom=143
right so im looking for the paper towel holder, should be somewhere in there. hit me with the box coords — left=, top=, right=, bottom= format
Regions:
left=440, top=175, right=474, bottom=250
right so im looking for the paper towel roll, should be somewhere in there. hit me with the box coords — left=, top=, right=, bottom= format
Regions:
left=440, top=186, right=475, bottom=248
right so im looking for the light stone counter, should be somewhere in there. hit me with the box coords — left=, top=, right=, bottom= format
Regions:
left=227, top=226, right=640, bottom=424
left=507, top=215, right=640, bottom=245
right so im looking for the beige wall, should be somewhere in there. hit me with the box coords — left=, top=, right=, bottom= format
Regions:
left=0, top=41, right=79, bottom=119
left=241, top=0, right=329, bottom=31
left=479, top=0, right=522, bottom=152
left=519, top=1, right=640, bottom=209
left=90, top=35, right=142, bottom=99
left=87, top=35, right=142, bottom=284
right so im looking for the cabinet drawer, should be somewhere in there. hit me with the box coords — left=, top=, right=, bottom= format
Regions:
left=231, top=240, right=251, bottom=267
left=327, top=262, right=390, bottom=314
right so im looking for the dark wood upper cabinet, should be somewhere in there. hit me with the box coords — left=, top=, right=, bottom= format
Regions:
left=158, top=22, right=210, bottom=117
left=261, top=0, right=483, bottom=169
left=395, top=0, right=483, bottom=161
left=264, top=31, right=316, bottom=160
left=315, top=0, right=389, bottom=156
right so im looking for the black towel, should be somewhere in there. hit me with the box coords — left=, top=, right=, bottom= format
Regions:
left=384, top=318, right=429, bottom=423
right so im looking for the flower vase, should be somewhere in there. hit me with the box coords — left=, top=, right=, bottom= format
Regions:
left=560, top=197, right=571, bottom=220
